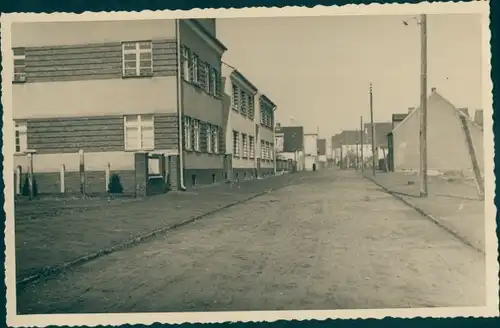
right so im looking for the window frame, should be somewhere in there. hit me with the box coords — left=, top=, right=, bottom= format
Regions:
left=123, top=114, right=155, bottom=151
left=183, top=116, right=192, bottom=150
left=206, top=123, right=213, bottom=153
left=13, top=48, right=26, bottom=83
left=182, top=46, right=190, bottom=82
left=210, top=68, right=217, bottom=96
left=203, top=62, right=210, bottom=93
left=192, top=53, right=199, bottom=83
left=233, top=131, right=240, bottom=157
left=212, top=125, right=219, bottom=154
left=232, top=84, right=240, bottom=111
left=249, top=136, right=255, bottom=159
left=14, top=121, right=27, bottom=154
left=192, top=119, right=200, bottom=151
left=242, top=133, right=248, bottom=158
left=122, top=41, right=153, bottom=78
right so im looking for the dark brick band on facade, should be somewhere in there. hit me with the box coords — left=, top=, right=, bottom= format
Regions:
left=15, top=39, right=177, bottom=83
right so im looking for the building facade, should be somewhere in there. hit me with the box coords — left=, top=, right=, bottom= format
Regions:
left=12, top=19, right=227, bottom=194
left=221, top=65, right=277, bottom=180
left=392, top=89, right=484, bottom=178
left=303, top=133, right=319, bottom=171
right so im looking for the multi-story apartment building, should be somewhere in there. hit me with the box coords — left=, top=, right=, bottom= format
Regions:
left=221, top=64, right=277, bottom=180
left=11, top=18, right=227, bottom=194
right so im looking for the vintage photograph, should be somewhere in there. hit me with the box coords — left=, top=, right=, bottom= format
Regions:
left=2, top=1, right=497, bottom=326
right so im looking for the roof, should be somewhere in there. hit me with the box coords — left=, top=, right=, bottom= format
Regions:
left=260, top=94, right=277, bottom=110
left=364, top=122, right=392, bottom=147
left=339, top=130, right=363, bottom=145
left=394, top=90, right=484, bottom=133
left=392, top=113, right=408, bottom=122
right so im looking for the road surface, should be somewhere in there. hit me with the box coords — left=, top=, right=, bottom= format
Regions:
left=17, top=169, right=485, bottom=314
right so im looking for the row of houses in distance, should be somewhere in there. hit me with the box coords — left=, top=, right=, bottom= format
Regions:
left=12, top=18, right=278, bottom=195
left=274, top=124, right=324, bottom=171
left=331, top=122, right=392, bottom=169
left=330, top=87, right=484, bottom=182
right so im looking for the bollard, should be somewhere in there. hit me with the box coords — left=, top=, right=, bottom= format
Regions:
left=15, top=166, right=22, bottom=195
left=60, top=164, right=65, bottom=193
left=27, top=153, right=34, bottom=200
left=79, top=149, right=85, bottom=195
left=105, top=163, right=111, bottom=192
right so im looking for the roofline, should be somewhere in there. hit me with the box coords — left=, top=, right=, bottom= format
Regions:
left=230, top=69, right=259, bottom=94
left=260, top=94, right=277, bottom=110
left=185, top=19, right=228, bottom=55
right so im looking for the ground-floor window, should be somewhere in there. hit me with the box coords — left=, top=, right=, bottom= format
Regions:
left=233, top=131, right=240, bottom=157
left=124, top=114, right=154, bottom=151
left=249, top=136, right=255, bottom=159
left=242, top=134, right=248, bottom=158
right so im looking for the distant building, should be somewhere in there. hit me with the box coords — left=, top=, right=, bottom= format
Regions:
left=304, top=133, right=319, bottom=171
left=275, top=125, right=305, bottom=171
left=222, top=64, right=277, bottom=180
left=317, top=138, right=327, bottom=168
left=390, top=88, right=483, bottom=178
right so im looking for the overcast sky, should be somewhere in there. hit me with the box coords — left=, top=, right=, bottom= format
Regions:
left=216, top=14, right=483, bottom=138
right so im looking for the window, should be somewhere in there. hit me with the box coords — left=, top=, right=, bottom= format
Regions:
left=203, top=63, right=210, bottom=93
left=122, top=41, right=153, bottom=77
left=182, top=46, right=190, bottom=81
left=14, top=122, right=27, bottom=153
left=192, top=119, right=200, bottom=151
left=124, top=114, right=154, bottom=150
left=249, top=136, right=255, bottom=159
left=240, top=90, right=247, bottom=116
left=184, top=116, right=192, bottom=150
left=13, top=48, right=26, bottom=82
left=232, top=84, right=239, bottom=111
left=242, top=134, right=248, bottom=158
left=210, top=68, right=217, bottom=96
left=206, top=124, right=213, bottom=153
left=233, top=131, right=240, bottom=157
left=212, top=125, right=219, bottom=153
left=248, top=94, right=255, bottom=120
left=192, top=53, right=199, bottom=83
left=260, top=106, right=265, bottom=125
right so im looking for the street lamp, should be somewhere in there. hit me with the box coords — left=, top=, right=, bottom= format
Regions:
left=403, top=14, right=428, bottom=198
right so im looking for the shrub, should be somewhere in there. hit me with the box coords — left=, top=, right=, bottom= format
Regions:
left=21, top=176, right=30, bottom=197
left=21, top=175, right=38, bottom=197
left=108, top=173, right=124, bottom=194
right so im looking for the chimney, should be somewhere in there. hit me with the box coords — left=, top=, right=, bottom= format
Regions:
left=474, top=109, right=483, bottom=126
left=431, top=87, right=436, bottom=93
left=408, top=107, right=415, bottom=113
left=459, top=108, right=469, bottom=117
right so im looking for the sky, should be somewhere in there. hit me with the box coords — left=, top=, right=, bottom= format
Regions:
left=216, top=14, right=483, bottom=138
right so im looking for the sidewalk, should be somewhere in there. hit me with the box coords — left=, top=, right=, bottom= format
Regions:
left=14, top=172, right=306, bottom=284
left=363, top=171, right=485, bottom=253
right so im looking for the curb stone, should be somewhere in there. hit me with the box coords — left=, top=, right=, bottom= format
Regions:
left=363, top=173, right=484, bottom=254
left=17, top=181, right=293, bottom=288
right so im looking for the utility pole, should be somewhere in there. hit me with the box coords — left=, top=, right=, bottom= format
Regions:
left=360, top=116, right=364, bottom=172
left=356, top=141, right=359, bottom=170
left=369, top=83, right=376, bottom=176
left=420, top=13, right=428, bottom=197
left=340, top=142, right=343, bottom=169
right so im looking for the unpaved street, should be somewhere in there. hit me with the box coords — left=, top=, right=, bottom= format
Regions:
left=17, top=169, right=485, bottom=314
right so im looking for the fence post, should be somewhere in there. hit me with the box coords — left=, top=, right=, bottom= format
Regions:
left=79, top=149, right=85, bottom=195
left=60, top=164, right=65, bottom=193
left=27, top=153, right=34, bottom=200
left=105, top=163, right=111, bottom=192
left=15, top=166, right=22, bottom=195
